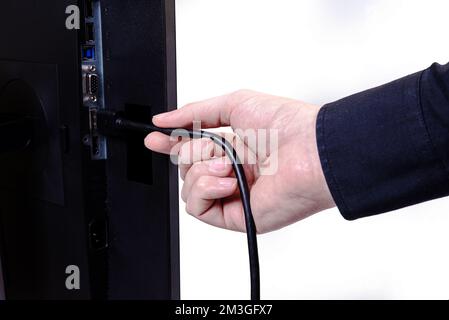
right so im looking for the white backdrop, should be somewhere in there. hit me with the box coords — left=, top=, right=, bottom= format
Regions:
left=176, top=0, right=449, bottom=299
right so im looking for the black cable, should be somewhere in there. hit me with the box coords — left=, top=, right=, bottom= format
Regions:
left=96, top=110, right=260, bottom=300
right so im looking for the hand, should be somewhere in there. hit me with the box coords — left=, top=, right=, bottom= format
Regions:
left=145, top=90, right=335, bottom=233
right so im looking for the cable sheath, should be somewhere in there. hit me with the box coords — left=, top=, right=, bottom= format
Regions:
left=113, top=117, right=260, bottom=300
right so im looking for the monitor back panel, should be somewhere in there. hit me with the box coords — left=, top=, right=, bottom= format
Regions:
left=0, top=0, right=179, bottom=300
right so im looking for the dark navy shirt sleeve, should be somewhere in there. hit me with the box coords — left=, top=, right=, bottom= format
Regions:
left=316, top=62, right=449, bottom=220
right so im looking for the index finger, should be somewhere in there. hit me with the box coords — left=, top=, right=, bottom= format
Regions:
left=152, top=90, right=257, bottom=129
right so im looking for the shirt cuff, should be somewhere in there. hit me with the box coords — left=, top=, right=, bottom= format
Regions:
left=316, top=66, right=449, bottom=220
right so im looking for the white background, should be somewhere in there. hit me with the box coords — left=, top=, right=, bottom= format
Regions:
left=176, top=0, right=449, bottom=299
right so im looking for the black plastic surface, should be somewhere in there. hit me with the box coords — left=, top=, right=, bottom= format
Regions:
left=101, top=0, right=179, bottom=299
left=0, top=0, right=90, bottom=299
left=0, top=0, right=179, bottom=300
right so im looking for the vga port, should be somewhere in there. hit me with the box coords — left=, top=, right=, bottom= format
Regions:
left=86, top=73, right=99, bottom=95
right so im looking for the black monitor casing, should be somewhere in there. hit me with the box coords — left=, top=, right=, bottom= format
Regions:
left=0, top=0, right=179, bottom=299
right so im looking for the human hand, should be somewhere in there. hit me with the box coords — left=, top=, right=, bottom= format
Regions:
left=145, top=90, right=335, bottom=233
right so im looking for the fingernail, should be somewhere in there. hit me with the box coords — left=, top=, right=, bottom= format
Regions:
left=143, top=136, right=151, bottom=147
left=219, top=178, right=235, bottom=188
left=209, top=158, right=226, bottom=173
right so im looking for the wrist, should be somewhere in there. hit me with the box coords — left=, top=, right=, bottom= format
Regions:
left=311, top=105, right=336, bottom=210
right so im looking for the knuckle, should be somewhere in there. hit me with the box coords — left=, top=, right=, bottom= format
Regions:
left=228, top=89, right=257, bottom=106
left=195, top=176, right=210, bottom=191
left=185, top=201, right=195, bottom=216
left=190, top=162, right=205, bottom=178
left=185, top=200, right=201, bottom=218
left=180, top=185, right=188, bottom=202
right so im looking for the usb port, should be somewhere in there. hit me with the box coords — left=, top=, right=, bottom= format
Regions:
left=82, top=45, right=95, bottom=60
left=85, top=0, right=94, bottom=18
left=86, top=74, right=99, bottom=95
left=86, top=23, right=95, bottom=42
